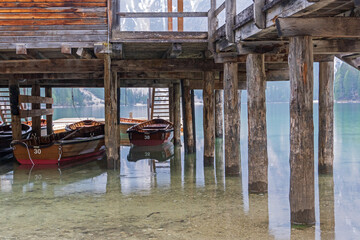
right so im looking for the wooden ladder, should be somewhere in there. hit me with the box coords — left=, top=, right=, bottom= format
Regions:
left=150, top=88, right=170, bottom=120
left=0, top=89, right=11, bottom=125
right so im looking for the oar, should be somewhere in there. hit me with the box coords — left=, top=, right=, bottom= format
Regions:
left=61, top=126, right=85, bottom=141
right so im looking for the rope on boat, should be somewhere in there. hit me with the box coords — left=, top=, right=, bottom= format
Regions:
left=57, top=145, right=62, bottom=165
left=22, top=142, right=35, bottom=166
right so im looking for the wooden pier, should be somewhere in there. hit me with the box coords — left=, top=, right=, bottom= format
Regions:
left=0, top=0, right=359, bottom=225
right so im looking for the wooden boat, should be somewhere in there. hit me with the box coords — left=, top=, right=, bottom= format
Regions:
left=127, top=142, right=174, bottom=162
left=23, top=119, right=47, bottom=135
left=65, top=119, right=104, bottom=131
left=119, top=118, right=146, bottom=143
left=11, top=124, right=105, bottom=165
left=23, top=119, right=47, bottom=128
left=0, top=124, right=32, bottom=156
left=127, top=118, right=173, bottom=146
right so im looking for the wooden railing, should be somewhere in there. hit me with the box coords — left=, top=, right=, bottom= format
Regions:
left=18, top=95, right=53, bottom=118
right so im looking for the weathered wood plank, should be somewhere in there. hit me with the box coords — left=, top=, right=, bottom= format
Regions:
left=0, top=19, right=107, bottom=26
left=0, top=25, right=107, bottom=31
left=20, top=108, right=54, bottom=118
left=0, top=7, right=107, bottom=13
left=0, top=3, right=107, bottom=8
left=289, top=36, right=315, bottom=225
left=19, top=95, right=53, bottom=104
left=203, top=71, right=215, bottom=165
left=0, top=59, right=103, bottom=74
left=0, top=30, right=108, bottom=36
left=318, top=61, right=334, bottom=174
left=0, top=42, right=100, bottom=50
left=112, top=31, right=208, bottom=42
left=224, top=62, right=240, bottom=175
left=0, top=35, right=107, bottom=43
left=276, top=17, right=360, bottom=38
left=112, top=59, right=222, bottom=72
left=247, top=54, right=268, bottom=194
left=0, top=12, right=106, bottom=19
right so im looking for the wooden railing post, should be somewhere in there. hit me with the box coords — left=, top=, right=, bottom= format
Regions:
left=225, top=0, right=236, bottom=42
left=208, top=0, right=218, bottom=52
left=9, top=77, right=21, bottom=140
left=45, top=87, right=53, bottom=135
left=31, top=83, right=41, bottom=137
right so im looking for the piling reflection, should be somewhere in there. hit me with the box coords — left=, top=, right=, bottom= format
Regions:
left=127, top=142, right=174, bottom=162
left=319, top=173, right=335, bottom=239
left=215, top=138, right=225, bottom=188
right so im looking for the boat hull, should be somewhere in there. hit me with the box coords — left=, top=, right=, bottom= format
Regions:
left=12, top=136, right=105, bottom=165
left=0, top=124, right=32, bottom=157
left=128, top=131, right=173, bottom=146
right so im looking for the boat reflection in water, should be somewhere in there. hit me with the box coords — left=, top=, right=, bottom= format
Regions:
left=127, top=142, right=174, bottom=163
left=12, top=153, right=107, bottom=195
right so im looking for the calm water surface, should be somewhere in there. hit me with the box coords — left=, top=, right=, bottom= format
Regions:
left=0, top=103, right=359, bottom=239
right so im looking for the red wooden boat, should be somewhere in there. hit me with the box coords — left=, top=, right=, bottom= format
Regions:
left=127, top=118, right=173, bottom=146
left=11, top=125, right=105, bottom=165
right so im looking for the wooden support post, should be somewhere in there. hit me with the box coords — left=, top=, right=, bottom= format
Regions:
left=31, top=84, right=41, bottom=137
left=247, top=54, right=268, bottom=193
left=191, top=89, right=197, bottom=147
left=289, top=36, right=315, bottom=225
left=104, top=54, right=119, bottom=167
left=203, top=71, right=215, bottom=165
left=215, top=89, right=223, bottom=138
left=173, top=82, right=181, bottom=145
left=117, top=86, right=121, bottom=150
left=182, top=80, right=195, bottom=153
left=169, top=86, right=174, bottom=122
left=225, top=0, right=236, bottom=42
left=9, top=78, right=21, bottom=140
left=45, top=87, right=53, bottom=135
left=319, top=61, right=334, bottom=174
left=224, top=62, right=240, bottom=175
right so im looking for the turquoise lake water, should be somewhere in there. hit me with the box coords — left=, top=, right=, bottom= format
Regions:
left=0, top=102, right=359, bottom=239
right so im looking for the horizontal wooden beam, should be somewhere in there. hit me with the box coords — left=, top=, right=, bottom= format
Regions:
left=19, top=95, right=53, bottom=104
left=20, top=109, right=53, bottom=118
left=117, top=12, right=208, bottom=18
left=112, top=59, right=223, bottom=72
left=276, top=17, right=360, bottom=38
left=0, top=59, right=103, bottom=74
left=112, top=31, right=208, bottom=43
left=238, top=39, right=360, bottom=54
